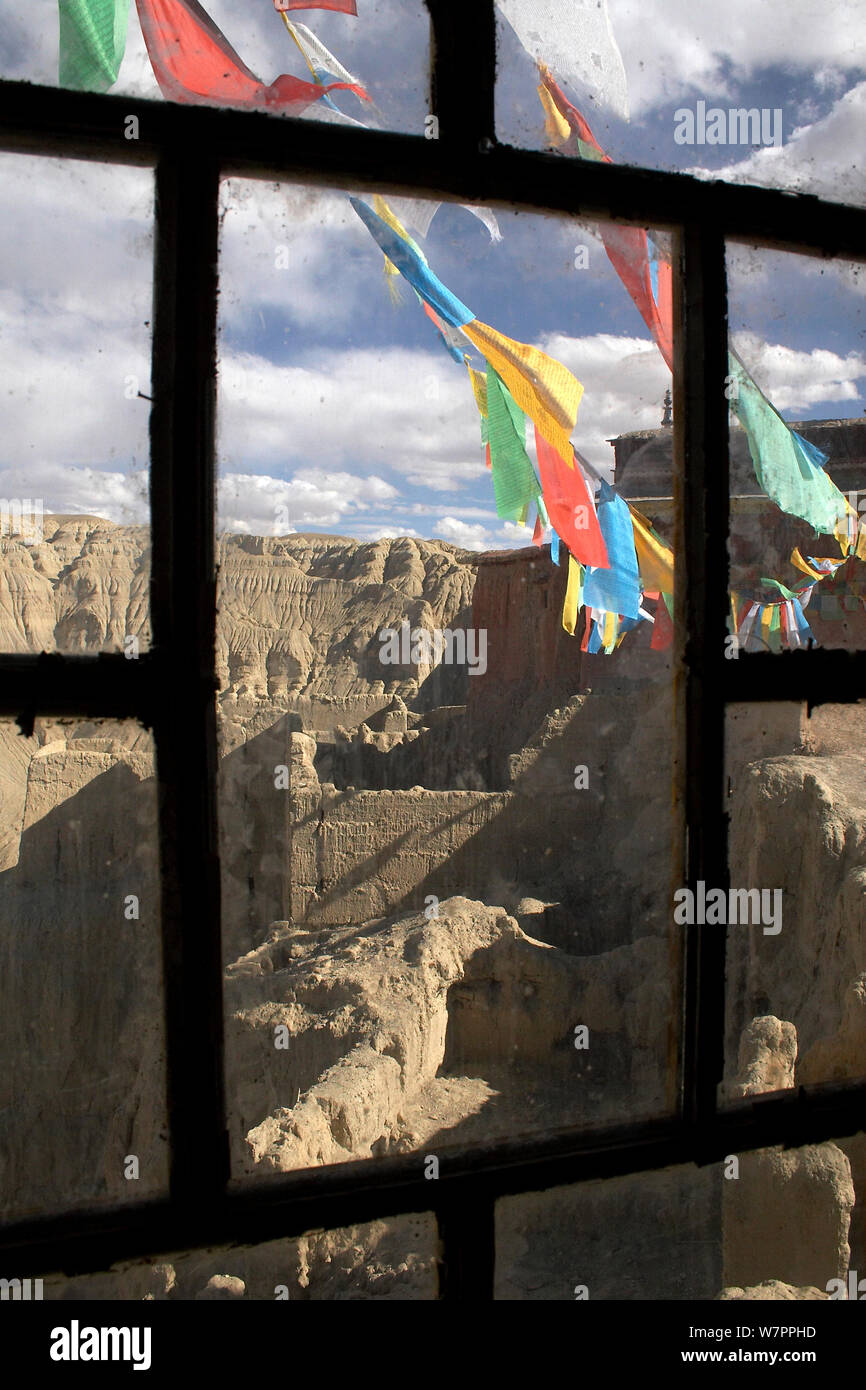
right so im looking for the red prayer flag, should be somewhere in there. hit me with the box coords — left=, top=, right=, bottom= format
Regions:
left=651, top=595, right=674, bottom=651
left=539, top=67, right=673, bottom=373
left=278, top=1, right=358, bottom=12
left=534, top=428, right=608, bottom=569
left=532, top=513, right=545, bottom=546
left=135, top=0, right=347, bottom=110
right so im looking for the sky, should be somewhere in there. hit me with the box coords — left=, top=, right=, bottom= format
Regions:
left=0, top=1, right=864, bottom=548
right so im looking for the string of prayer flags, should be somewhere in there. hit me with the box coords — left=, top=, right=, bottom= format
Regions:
left=486, top=370, right=544, bottom=523
left=728, top=350, right=849, bottom=535
left=462, top=319, right=584, bottom=463
left=790, top=548, right=847, bottom=582
left=534, top=428, right=608, bottom=568
left=629, top=504, right=675, bottom=596
left=583, top=480, right=642, bottom=620
left=58, top=0, right=129, bottom=93
left=499, top=0, right=629, bottom=119
left=136, top=0, right=349, bottom=110
left=350, top=198, right=476, bottom=327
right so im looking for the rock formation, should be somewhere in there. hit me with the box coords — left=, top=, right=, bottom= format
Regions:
left=0, top=519, right=864, bottom=1299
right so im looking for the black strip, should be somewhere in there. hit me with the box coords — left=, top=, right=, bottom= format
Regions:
left=437, top=1196, right=496, bottom=1302
left=1, top=82, right=865, bottom=258
left=0, top=654, right=157, bottom=730
left=722, top=648, right=866, bottom=703
left=428, top=0, right=495, bottom=156
left=149, top=150, right=228, bottom=1210
left=1, top=1086, right=865, bottom=1278
left=678, top=224, right=730, bottom=1134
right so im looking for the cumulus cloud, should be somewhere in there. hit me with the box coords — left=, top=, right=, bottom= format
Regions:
left=731, top=334, right=866, bottom=414
left=611, top=0, right=865, bottom=116
left=686, top=81, right=866, bottom=207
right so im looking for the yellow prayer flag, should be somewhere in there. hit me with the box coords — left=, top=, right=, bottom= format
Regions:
left=562, top=553, right=583, bottom=635
left=467, top=364, right=488, bottom=418
left=538, top=83, right=570, bottom=146
left=462, top=319, right=583, bottom=464
left=630, top=505, right=674, bottom=595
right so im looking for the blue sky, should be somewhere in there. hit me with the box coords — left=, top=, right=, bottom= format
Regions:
left=0, top=1, right=864, bottom=547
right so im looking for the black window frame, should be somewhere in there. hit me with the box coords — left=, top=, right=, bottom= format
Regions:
left=1, top=1, right=865, bottom=1299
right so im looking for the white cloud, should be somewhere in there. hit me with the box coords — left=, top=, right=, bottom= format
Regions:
left=218, top=345, right=487, bottom=489
left=685, top=81, right=866, bottom=206
left=732, top=334, right=866, bottom=413
left=217, top=468, right=397, bottom=533
left=610, top=0, right=865, bottom=115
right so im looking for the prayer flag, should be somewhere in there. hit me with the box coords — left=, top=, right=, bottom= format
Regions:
left=537, top=69, right=673, bottom=371
left=278, top=1, right=358, bottom=13
left=135, top=0, right=348, bottom=110
left=486, top=370, right=543, bottom=523
left=498, top=0, right=629, bottom=118
left=462, top=319, right=583, bottom=463
left=562, top=554, right=584, bottom=635
left=630, top=504, right=674, bottom=595
left=729, top=350, right=849, bottom=535
left=286, top=20, right=369, bottom=99
left=534, top=428, right=608, bottom=569
left=583, top=480, right=642, bottom=619
left=350, top=198, right=475, bottom=328
left=59, top=0, right=128, bottom=93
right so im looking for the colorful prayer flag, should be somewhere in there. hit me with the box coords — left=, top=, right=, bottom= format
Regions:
left=462, top=319, right=583, bottom=464
left=583, top=480, right=642, bottom=620
left=498, top=0, right=629, bottom=118
left=59, top=0, right=129, bottom=93
left=350, top=198, right=475, bottom=328
left=135, top=0, right=349, bottom=110
left=729, top=350, right=849, bottom=536
left=486, top=370, right=543, bottom=523
left=534, top=428, right=608, bottom=569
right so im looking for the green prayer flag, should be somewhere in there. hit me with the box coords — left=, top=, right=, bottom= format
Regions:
left=729, top=349, right=847, bottom=536
left=58, top=0, right=129, bottom=94
left=486, top=368, right=542, bottom=523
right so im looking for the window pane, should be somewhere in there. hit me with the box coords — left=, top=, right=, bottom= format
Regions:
left=496, top=1133, right=864, bottom=1299
left=722, top=703, right=866, bottom=1102
left=0, top=719, right=167, bottom=1222
left=0, top=154, right=153, bottom=655
left=495, top=1, right=866, bottom=208
left=726, top=243, right=866, bottom=656
left=41, top=1213, right=438, bottom=1300
left=216, top=177, right=681, bottom=1181
left=1, top=2, right=429, bottom=137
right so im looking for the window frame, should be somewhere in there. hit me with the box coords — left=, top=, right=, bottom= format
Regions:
left=0, top=1, right=865, bottom=1298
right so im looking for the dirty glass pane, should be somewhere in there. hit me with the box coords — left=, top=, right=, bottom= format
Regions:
left=726, top=244, right=866, bottom=655
left=0, top=154, right=152, bottom=655
left=496, top=1133, right=864, bottom=1299
left=216, top=175, right=681, bottom=1180
left=0, top=719, right=167, bottom=1223
left=723, top=703, right=866, bottom=1103
left=40, top=1213, right=438, bottom=1300
left=0, top=1, right=428, bottom=136
left=496, top=0, right=866, bottom=208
